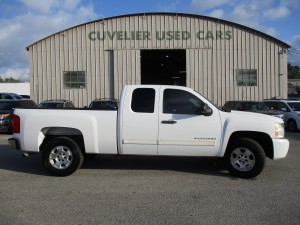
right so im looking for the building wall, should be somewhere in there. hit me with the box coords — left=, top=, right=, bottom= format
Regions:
left=0, top=83, right=30, bottom=96
left=27, top=13, right=289, bottom=107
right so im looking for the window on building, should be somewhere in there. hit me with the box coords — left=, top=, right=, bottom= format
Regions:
left=131, top=88, right=155, bottom=113
left=63, top=71, right=86, bottom=89
left=236, top=69, right=257, bottom=86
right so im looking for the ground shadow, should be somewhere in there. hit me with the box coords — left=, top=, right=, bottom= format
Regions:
left=0, top=144, right=47, bottom=176
left=0, top=144, right=232, bottom=178
left=81, top=154, right=231, bottom=178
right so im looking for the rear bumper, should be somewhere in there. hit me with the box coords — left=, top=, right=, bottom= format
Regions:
left=272, top=138, right=289, bottom=159
left=8, top=137, right=20, bottom=150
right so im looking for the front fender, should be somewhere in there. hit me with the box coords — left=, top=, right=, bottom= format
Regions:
left=218, top=114, right=276, bottom=157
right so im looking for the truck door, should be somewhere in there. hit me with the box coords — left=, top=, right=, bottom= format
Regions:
left=158, top=87, right=222, bottom=156
left=119, top=86, right=159, bottom=155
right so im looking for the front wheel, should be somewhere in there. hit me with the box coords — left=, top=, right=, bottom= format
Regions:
left=41, top=137, right=84, bottom=176
left=287, top=119, right=297, bottom=132
left=225, top=138, right=266, bottom=179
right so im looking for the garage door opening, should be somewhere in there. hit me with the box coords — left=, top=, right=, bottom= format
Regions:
left=141, top=50, right=186, bottom=86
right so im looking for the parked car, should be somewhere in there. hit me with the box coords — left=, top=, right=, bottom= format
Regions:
left=223, top=101, right=284, bottom=119
left=87, top=98, right=118, bottom=110
left=264, top=99, right=300, bottom=131
left=20, top=95, right=30, bottom=99
left=38, top=100, right=75, bottom=109
left=0, top=99, right=37, bottom=133
left=0, top=93, right=23, bottom=100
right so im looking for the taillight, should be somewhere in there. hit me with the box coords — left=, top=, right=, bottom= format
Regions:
left=12, top=114, right=20, bottom=133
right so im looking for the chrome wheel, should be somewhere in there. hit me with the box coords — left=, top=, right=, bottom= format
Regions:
left=49, top=146, right=73, bottom=169
left=230, top=147, right=255, bottom=172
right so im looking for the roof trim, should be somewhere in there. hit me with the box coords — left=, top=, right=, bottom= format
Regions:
left=26, top=12, right=291, bottom=50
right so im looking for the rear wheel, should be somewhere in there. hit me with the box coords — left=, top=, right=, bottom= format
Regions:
left=225, top=138, right=266, bottom=178
left=42, top=137, right=84, bottom=176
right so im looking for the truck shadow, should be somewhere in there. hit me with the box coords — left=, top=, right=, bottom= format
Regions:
left=0, top=144, right=47, bottom=176
left=82, top=155, right=231, bottom=178
left=0, top=144, right=231, bottom=177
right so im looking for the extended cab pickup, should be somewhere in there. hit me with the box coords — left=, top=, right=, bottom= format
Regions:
left=9, top=85, right=289, bottom=178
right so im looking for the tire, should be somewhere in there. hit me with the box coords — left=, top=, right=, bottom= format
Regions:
left=287, top=119, right=297, bottom=132
left=225, top=138, right=266, bottom=179
left=41, top=137, right=84, bottom=176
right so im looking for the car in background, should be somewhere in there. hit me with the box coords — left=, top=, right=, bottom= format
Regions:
left=20, top=95, right=30, bottom=99
left=0, top=93, right=24, bottom=100
left=264, top=99, right=300, bottom=132
left=87, top=98, right=118, bottom=110
left=0, top=99, right=37, bottom=133
left=37, top=100, right=75, bottom=109
left=223, top=101, right=284, bottom=119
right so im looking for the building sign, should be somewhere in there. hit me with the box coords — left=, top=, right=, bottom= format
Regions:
left=88, top=30, right=232, bottom=41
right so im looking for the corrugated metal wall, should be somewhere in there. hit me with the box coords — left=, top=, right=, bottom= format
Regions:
left=28, top=13, right=288, bottom=107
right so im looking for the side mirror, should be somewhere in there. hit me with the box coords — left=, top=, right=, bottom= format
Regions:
left=198, top=104, right=213, bottom=116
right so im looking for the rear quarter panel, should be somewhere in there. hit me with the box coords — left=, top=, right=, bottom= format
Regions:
left=13, top=108, right=117, bottom=154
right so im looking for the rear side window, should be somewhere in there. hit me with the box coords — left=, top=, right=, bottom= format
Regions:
left=131, top=88, right=155, bottom=113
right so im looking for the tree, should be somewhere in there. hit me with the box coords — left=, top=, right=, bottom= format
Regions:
left=0, top=76, right=20, bottom=83
left=288, top=63, right=300, bottom=79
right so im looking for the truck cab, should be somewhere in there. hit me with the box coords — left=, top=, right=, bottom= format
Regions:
left=119, top=85, right=221, bottom=156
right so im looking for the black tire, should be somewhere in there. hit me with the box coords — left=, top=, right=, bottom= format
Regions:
left=225, top=138, right=266, bottom=179
left=41, top=137, right=84, bottom=176
left=287, top=119, right=297, bottom=132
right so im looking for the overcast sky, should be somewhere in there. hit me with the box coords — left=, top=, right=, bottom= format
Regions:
left=0, top=0, right=299, bottom=82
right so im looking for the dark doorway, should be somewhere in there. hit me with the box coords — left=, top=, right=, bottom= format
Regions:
left=141, top=50, right=186, bottom=86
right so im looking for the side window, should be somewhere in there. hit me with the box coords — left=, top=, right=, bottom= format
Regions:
left=163, top=89, right=204, bottom=115
left=278, top=102, right=288, bottom=111
left=131, top=88, right=155, bottom=113
left=265, top=102, right=275, bottom=110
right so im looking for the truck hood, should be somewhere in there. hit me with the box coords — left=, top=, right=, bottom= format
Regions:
left=226, top=110, right=283, bottom=121
left=218, top=110, right=284, bottom=139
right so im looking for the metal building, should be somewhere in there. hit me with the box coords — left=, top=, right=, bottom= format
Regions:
left=26, top=13, right=290, bottom=107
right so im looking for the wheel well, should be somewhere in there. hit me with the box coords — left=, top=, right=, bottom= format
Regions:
left=39, top=127, right=85, bottom=154
left=227, top=131, right=273, bottom=159
left=287, top=118, right=296, bottom=124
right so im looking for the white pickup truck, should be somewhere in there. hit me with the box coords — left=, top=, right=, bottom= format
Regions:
left=9, top=85, right=289, bottom=178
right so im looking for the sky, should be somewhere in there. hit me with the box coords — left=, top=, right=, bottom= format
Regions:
left=0, top=0, right=299, bottom=82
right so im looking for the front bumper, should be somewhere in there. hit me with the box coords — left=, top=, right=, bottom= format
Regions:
left=8, top=138, right=20, bottom=150
left=272, top=138, right=289, bottom=159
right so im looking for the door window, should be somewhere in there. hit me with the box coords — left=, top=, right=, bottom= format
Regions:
left=163, top=89, right=204, bottom=115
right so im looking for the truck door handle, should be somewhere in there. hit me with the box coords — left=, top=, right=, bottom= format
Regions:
left=161, top=120, right=177, bottom=124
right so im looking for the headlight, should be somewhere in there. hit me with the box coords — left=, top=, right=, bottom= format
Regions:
left=275, top=123, right=285, bottom=138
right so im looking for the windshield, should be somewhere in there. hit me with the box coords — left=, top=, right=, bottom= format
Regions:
left=12, top=94, right=23, bottom=100
left=0, top=101, right=17, bottom=110
left=287, top=102, right=300, bottom=111
left=89, top=101, right=117, bottom=110
left=38, top=102, right=64, bottom=108
left=258, top=102, right=270, bottom=110
left=192, top=89, right=222, bottom=110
